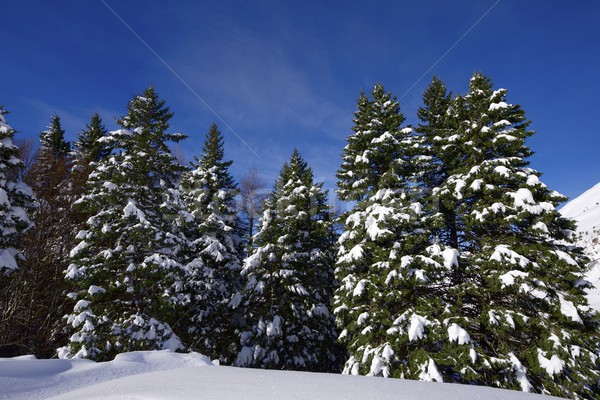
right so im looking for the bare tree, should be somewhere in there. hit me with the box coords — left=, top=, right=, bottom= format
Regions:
left=238, top=167, right=267, bottom=249
left=4, top=137, right=36, bottom=182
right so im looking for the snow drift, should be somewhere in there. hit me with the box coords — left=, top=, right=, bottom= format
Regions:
left=0, top=350, right=564, bottom=400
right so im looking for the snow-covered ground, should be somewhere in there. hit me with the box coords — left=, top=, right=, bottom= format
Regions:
left=560, top=181, right=600, bottom=311
left=0, top=350, right=564, bottom=400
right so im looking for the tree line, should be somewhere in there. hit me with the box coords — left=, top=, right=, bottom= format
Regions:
left=0, top=73, right=598, bottom=398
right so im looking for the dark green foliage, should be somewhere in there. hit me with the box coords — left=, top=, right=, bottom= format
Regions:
left=178, top=123, right=242, bottom=362
left=73, top=113, right=110, bottom=164
left=40, top=115, right=71, bottom=158
left=334, top=75, right=599, bottom=398
left=60, top=87, right=188, bottom=361
left=424, top=73, right=599, bottom=396
left=334, top=85, right=453, bottom=378
left=337, top=85, right=410, bottom=202
left=235, top=149, right=341, bottom=372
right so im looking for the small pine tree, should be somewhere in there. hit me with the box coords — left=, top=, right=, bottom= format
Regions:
left=0, top=106, right=35, bottom=274
left=178, top=123, right=243, bottom=362
left=41, top=115, right=71, bottom=158
left=59, top=87, right=188, bottom=361
left=72, top=113, right=110, bottom=166
left=27, top=115, right=71, bottom=194
left=235, top=149, right=340, bottom=372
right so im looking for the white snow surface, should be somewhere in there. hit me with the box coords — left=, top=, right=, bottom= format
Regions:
left=0, top=350, right=562, bottom=400
left=560, top=181, right=600, bottom=312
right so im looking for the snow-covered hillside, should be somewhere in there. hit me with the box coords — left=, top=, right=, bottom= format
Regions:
left=561, top=182, right=600, bottom=311
left=0, top=350, right=564, bottom=400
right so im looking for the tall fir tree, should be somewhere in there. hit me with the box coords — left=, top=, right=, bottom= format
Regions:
left=415, top=77, right=462, bottom=248
left=412, top=73, right=599, bottom=397
left=59, top=87, right=189, bottom=361
left=178, top=123, right=243, bottom=362
left=333, top=84, right=454, bottom=378
left=235, top=149, right=340, bottom=372
left=0, top=106, right=35, bottom=275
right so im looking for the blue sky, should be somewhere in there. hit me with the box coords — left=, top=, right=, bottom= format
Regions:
left=2, top=1, right=599, bottom=202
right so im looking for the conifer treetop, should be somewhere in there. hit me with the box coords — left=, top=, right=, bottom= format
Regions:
left=336, top=84, right=410, bottom=202
left=40, top=115, right=70, bottom=158
left=73, top=113, right=110, bottom=163
left=116, top=86, right=186, bottom=145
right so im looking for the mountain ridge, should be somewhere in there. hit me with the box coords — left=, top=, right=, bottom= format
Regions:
left=560, top=181, right=600, bottom=311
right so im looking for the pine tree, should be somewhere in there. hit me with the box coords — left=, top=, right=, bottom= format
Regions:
left=0, top=106, right=35, bottom=275
left=72, top=113, right=110, bottom=166
left=59, top=87, right=189, bottom=361
left=11, top=115, right=77, bottom=357
left=414, top=73, right=600, bottom=397
left=178, top=123, right=242, bottom=362
left=41, top=115, right=71, bottom=158
left=27, top=115, right=71, bottom=194
left=333, top=84, right=455, bottom=378
left=235, top=149, right=340, bottom=372
left=416, top=77, right=461, bottom=248
left=71, top=113, right=111, bottom=215
left=0, top=107, right=36, bottom=357
left=337, top=86, right=409, bottom=202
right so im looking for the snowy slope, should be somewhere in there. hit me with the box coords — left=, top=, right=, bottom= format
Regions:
left=561, top=181, right=600, bottom=311
left=0, top=351, right=563, bottom=400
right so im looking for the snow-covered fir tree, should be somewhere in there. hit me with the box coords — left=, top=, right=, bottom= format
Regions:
left=178, top=123, right=242, bottom=362
left=413, top=73, right=600, bottom=397
left=333, top=84, right=455, bottom=378
left=0, top=106, right=35, bottom=275
left=59, top=87, right=189, bottom=361
left=70, top=113, right=111, bottom=225
left=235, top=149, right=340, bottom=372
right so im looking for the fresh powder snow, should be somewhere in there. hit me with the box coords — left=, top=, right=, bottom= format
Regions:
left=560, top=181, right=600, bottom=312
left=0, top=350, right=566, bottom=400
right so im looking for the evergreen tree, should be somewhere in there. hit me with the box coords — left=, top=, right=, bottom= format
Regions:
left=413, top=73, right=600, bottom=397
left=72, top=113, right=110, bottom=166
left=178, top=123, right=242, bottom=362
left=27, top=115, right=71, bottom=194
left=41, top=115, right=71, bottom=158
left=235, top=149, right=340, bottom=372
left=12, top=115, right=76, bottom=357
left=416, top=77, right=461, bottom=248
left=0, top=107, right=36, bottom=357
left=0, top=106, right=35, bottom=275
left=333, top=84, right=454, bottom=377
left=337, top=85, right=410, bottom=202
left=59, top=87, right=188, bottom=361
